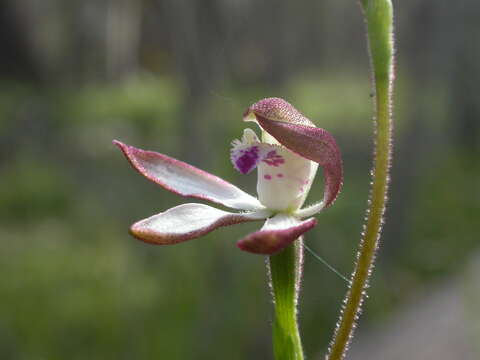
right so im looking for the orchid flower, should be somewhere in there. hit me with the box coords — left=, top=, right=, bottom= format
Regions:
left=114, top=97, right=342, bottom=255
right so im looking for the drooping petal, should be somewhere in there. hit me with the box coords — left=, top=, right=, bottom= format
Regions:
left=131, top=203, right=270, bottom=245
left=237, top=214, right=317, bottom=255
left=114, top=140, right=264, bottom=211
left=244, top=98, right=343, bottom=208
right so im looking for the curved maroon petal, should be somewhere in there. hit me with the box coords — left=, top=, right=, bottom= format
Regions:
left=113, top=140, right=263, bottom=211
left=237, top=214, right=317, bottom=255
left=244, top=97, right=315, bottom=127
left=244, top=98, right=343, bottom=208
left=256, top=119, right=343, bottom=208
left=131, top=203, right=269, bottom=245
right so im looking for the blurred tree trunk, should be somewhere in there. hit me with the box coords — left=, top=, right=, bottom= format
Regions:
left=72, top=0, right=142, bottom=83
left=158, top=0, right=227, bottom=165
left=105, top=0, right=142, bottom=81
left=5, top=0, right=143, bottom=85
left=448, top=1, right=480, bottom=155
left=1, top=0, right=54, bottom=83
left=263, top=0, right=289, bottom=87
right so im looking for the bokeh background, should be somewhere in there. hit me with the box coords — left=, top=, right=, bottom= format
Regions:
left=1, top=1, right=479, bottom=359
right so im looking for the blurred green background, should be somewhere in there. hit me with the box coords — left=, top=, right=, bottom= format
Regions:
left=1, top=1, right=479, bottom=359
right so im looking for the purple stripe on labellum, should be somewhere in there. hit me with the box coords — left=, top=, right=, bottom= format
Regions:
left=231, top=140, right=287, bottom=175
left=262, top=150, right=285, bottom=167
left=232, top=145, right=260, bottom=174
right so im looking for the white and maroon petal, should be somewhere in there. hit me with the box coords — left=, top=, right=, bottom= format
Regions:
left=237, top=214, right=317, bottom=255
left=244, top=98, right=343, bottom=209
left=130, top=203, right=270, bottom=245
left=114, top=140, right=263, bottom=211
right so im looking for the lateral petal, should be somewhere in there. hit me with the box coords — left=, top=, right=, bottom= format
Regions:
left=237, top=214, right=317, bottom=255
left=114, top=140, right=264, bottom=211
left=130, top=203, right=270, bottom=245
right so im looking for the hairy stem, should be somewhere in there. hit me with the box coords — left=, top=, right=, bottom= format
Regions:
left=269, top=240, right=304, bottom=360
left=326, top=1, right=394, bottom=359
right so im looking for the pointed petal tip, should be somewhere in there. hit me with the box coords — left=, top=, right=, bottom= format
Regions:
left=242, top=110, right=257, bottom=123
left=237, top=216, right=317, bottom=255
left=112, top=139, right=125, bottom=148
left=129, top=222, right=160, bottom=245
left=112, top=139, right=132, bottom=157
left=243, top=98, right=289, bottom=122
left=129, top=219, right=191, bottom=246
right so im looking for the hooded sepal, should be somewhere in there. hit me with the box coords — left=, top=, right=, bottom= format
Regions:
left=244, top=98, right=343, bottom=209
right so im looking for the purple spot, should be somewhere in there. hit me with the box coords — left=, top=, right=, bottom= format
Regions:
left=234, top=146, right=259, bottom=174
left=262, top=150, right=285, bottom=167
left=277, top=173, right=284, bottom=178
left=264, top=174, right=272, bottom=180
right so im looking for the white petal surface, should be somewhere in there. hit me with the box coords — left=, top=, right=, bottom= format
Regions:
left=114, top=140, right=264, bottom=210
left=230, top=131, right=317, bottom=211
left=130, top=203, right=270, bottom=245
left=256, top=146, right=318, bottom=211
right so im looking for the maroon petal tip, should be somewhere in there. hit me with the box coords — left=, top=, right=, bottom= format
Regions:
left=237, top=217, right=317, bottom=255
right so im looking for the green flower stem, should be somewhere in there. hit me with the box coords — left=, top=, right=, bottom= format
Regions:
left=269, top=240, right=304, bottom=360
left=327, top=1, right=394, bottom=360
